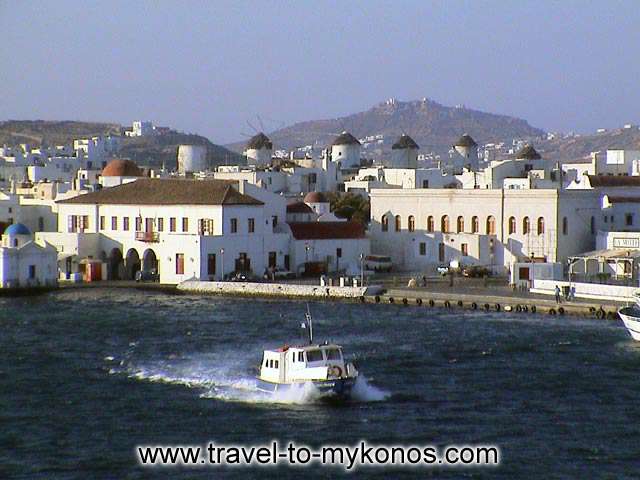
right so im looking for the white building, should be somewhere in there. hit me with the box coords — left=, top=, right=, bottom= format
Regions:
left=330, top=132, right=361, bottom=170
left=388, top=134, right=419, bottom=169
left=369, top=188, right=600, bottom=273
left=244, top=132, right=273, bottom=167
left=0, top=223, right=57, bottom=288
left=50, top=178, right=292, bottom=284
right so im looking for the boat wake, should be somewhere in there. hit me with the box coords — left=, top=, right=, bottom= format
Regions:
left=107, top=354, right=389, bottom=405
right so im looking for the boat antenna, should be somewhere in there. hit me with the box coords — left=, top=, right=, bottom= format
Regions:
left=304, top=304, right=314, bottom=345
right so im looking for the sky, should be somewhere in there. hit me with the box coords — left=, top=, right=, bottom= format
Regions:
left=1, top=1, right=639, bottom=144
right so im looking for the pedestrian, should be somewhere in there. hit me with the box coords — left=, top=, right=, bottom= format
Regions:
left=554, top=285, right=561, bottom=304
left=422, top=275, right=427, bottom=287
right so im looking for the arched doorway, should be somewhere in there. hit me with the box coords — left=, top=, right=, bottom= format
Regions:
left=142, top=249, right=159, bottom=281
left=125, top=248, right=141, bottom=280
left=108, top=248, right=124, bottom=280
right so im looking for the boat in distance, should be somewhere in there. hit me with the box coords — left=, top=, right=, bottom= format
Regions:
left=256, top=307, right=359, bottom=400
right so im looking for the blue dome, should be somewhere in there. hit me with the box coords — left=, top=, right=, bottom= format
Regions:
left=4, top=223, right=31, bottom=236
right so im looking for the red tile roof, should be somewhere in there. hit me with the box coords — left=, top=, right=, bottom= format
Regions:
left=588, top=175, right=640, bottom=187
left=286, top=202, right=314, bottom=213
left=57, top=178, right=263, bottom=206
left=607, top=196, right=640, bottom=203
left=288, top=221, right=366, bottom=240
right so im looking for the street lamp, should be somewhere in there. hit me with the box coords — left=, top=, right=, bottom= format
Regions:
left=220, top=248, right=225, bottom=280
left=360, top=253, right=364, bottom=286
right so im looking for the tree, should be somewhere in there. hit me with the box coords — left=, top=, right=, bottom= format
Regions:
left=326, top=192, right=370, bottom=224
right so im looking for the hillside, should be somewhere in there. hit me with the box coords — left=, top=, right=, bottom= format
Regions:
left=0, top=120, right=243, bottom=169
left=536, top=126, right=640, bottom=162
left=227, top=98, right=546, bottom=157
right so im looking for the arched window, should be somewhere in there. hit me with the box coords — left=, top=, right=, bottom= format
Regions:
left=523, top=216, right=530, bottom=235
left=395, top=215, right=401, bottom=232
left=537, top=217, right=545, bottom=235
left=486, top=216, right=496, bottom=235
left=381, top=215, right=388, bottom=232
left=456, top=216, right=464, bottom=233
left=508, top=216, right=516, bottom=235
left=562, top=217, right=568, bottom=235
left=471, top=216, right=479, bottom=233
left=13, top=238, right=18, bottom=247
left=441, top=215, right=450, bottom=233
left=427, top=216, right=434, bottom=233
left=408, top=215, right=415, bottom=232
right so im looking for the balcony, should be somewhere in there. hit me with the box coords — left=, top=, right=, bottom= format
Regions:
left=135, top=231, right=159, bottom=243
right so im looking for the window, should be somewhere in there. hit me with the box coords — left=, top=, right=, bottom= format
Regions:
left=99, top=216, right=105, bottom=230
left=230, top=218, right=238, bottom=233
left=336, top=248, right=342, bottom=258
left=135, top=217, right=142, bottom=231
left=170, top=217, right=176, bottom=232
left=486, top=216, right=496, bottom=235
left=175, top=253, right=184, bottom=274
left=157, top=218, right=164, bottom=232
left=441, top=215, right=449, bottom=233
left=182, top=217, right=189, bottom=232
left=408, top=215, right=415, bottom=232
left=298, top=352, right=304, bottom=362
left=427, top=216, right=434, bottom=232
left=471, top=216, right=479, bottom=234
left=562, top=217, right=568, bottom=235
left=590, top=216, right=596, bottom=234
left=207, top=254, right=216, bottom=276
left=461, top=243, right=468, bottom=256
left=111, top=216, right=117, bottom=230
left=419, top=242, right=426, bottom=256
left=38, top=217, right=44, bottom=231
left=123, top=217, right=130, bottom=231
left=307, top=350, right=323, bottom=362
left=381, top=215, right=389, bottom=232
left=456, top=216, right=464, bottom=233
left=248, top=218, right=255, bottom=233
left=326, top=349, right=341, bottom=360
left=395, top=215, right=401, bottom=232
left=28, top=265, right=36, bottom=279
left=537, top=217, right=545, bottom=235
left=508, top=216, right=516, bottom=235
left=438, top=242, right=445, bottom=262
left=199, top=219, right=214, bottom=235
left=274, top=360, right=279, bottom=368
left=422, top=180, right=429, bottom=188
left=626, top=213, right=634, bottom=226
left=272, top=216, right=278, bottom=228
left=522, top=217, right=530, bottom=235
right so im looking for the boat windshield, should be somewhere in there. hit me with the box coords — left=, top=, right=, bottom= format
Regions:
left=306, top=350, right=324, bottom=362
left=325, top=348, right=342, bottom=360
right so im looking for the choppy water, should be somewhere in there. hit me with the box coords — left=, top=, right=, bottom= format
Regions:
left=1, top=288, right=639, bottom=478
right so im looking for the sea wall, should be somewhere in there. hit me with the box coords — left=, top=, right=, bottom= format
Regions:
left=177, top=280, right=384, bottom=299
left=531, top=279, right=636, bottom=302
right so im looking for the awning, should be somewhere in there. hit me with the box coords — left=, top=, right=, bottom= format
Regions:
left=57, top=252, right=77, bottom=261
left=569, top=249, right=640, bottom=262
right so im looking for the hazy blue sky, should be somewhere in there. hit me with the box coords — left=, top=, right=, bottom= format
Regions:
left=1, top=1, right=639, bottom=143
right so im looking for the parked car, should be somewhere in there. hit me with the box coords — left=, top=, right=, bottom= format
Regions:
left=364, top=255, right=392, bottom=273
left=462, top=266, right=491, bottom=278
left=273, top=268, right=296, bottom=280
left=437, top=264, right=450, bottom=276
left=135, top=269, right=159, bottom=282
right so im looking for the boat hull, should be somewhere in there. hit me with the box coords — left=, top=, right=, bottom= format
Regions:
left=618, top=307, right=640, bottom=341
left=256, top=377, right=357, bottom=400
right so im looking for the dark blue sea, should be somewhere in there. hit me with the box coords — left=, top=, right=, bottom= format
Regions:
left=2, top=288, right=640, bottom=479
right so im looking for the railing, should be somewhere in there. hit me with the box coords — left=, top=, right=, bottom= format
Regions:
left=135, top=231, right=159, bottom=242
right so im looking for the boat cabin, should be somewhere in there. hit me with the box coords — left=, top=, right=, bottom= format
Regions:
left=259, top=344, right=348, bottom=384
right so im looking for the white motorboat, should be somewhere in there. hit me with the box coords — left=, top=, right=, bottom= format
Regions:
left=618, top=291, right=640, bottom=341
left=256, top=307, right=359, bottom=400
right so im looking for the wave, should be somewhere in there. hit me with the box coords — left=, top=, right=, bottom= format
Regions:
left=107, top=354, right=389, bottom=405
